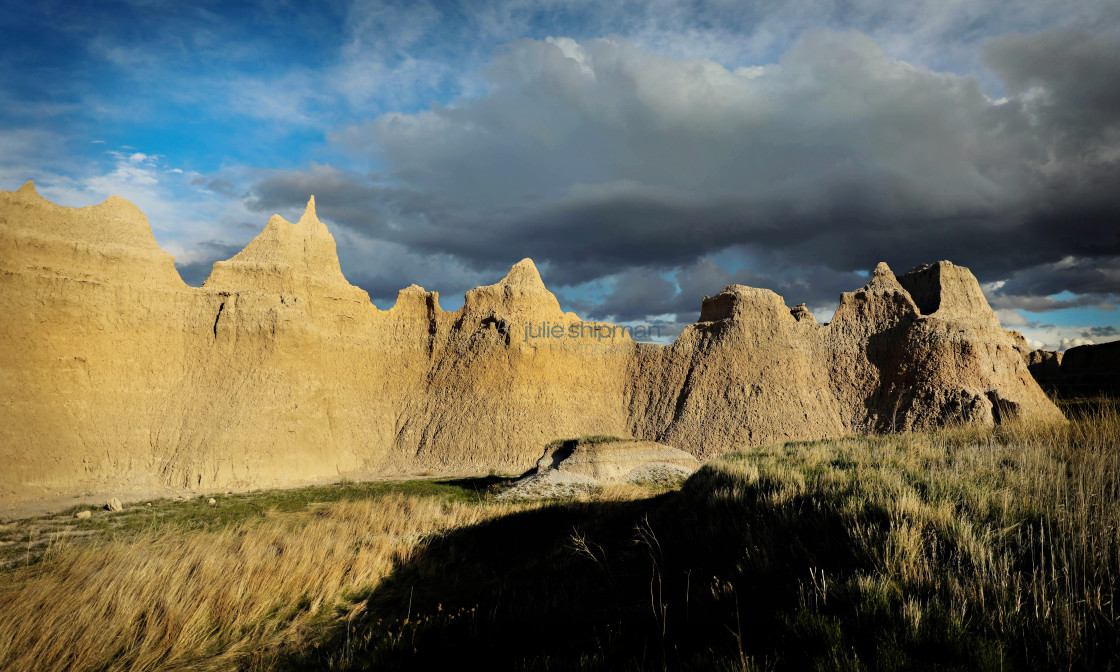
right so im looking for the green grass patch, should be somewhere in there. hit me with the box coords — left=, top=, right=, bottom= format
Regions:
left=0, top=478, right=508, bottom=570
left=544, top=434, right=628, bottom=450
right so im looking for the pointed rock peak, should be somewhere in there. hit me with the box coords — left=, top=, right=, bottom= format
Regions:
left=103, top=194, right=141, bottom=209
left=203, top=199, right=368, bottom=302
left=833, top=261, right=921, bottom=326
left=298, top=195, right=317, bottom=224
left=500, top=257, right=546, bottom=290
left=463, top=257, right=563, bottom=319
left=16, top=181, right=39, bottom=197
left=863, top=261, right=908, bottom=293
left=90, top=194, right=149, bottom=225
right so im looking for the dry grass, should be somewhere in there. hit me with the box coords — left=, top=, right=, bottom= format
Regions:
left=0, top=408, right=1116, bottom=670
left=0, top=494, right=524, bottom=672
left=688, top=405, right=1120, bottom=669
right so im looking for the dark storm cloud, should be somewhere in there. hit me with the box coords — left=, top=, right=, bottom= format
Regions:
left=563, top=258, right=867, bottom=324
left=1082, top=326, right=1120, bottom=339
left=247, top=28, right=1120, bottom=330
left=994, top=256, right=1120, bottom=304
left=985, top=30, right=1120, bottom=154
left=990, top=293, right=1117, bottom=313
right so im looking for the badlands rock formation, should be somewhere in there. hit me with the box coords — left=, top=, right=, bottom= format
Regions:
left=0, top=183, right=1065, bottom=510
left=1027, top=341, right=1120, bottom=396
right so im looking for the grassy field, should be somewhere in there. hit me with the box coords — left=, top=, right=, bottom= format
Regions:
left=0, top=479, right=511, bottom=571
left=0, top=408, right=1117, bottom=671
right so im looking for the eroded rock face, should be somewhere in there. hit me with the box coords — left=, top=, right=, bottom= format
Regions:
left=841, top=261, right=1064, bottom=431
left=0, top=184, right=1066, bottom=509
left=628, top=284, right=847, bottom=458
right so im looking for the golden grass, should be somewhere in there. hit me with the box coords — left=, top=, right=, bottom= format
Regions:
left=0, top=494, right=523, bottom=672
left=0, top=407, right=1116, bottom=670
left=694, top=405, right=1120, bottom=669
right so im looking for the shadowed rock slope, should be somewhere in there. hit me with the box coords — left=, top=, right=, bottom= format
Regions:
left=1027, top=341, right=1120, bottom=397
left=0, top=184, right=1064, bottom=509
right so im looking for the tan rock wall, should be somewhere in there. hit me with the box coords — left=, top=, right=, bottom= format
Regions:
left=0, top=183, right=1067, bottom=510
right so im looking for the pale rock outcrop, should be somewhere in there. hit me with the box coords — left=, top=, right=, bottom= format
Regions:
left=500, top=439, right=700, bottom=499
left=537, top=439, right=700, bottom=482
left=0, top=185, right=1067, bottom=512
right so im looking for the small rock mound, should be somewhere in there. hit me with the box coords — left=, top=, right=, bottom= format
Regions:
left=496, top=469, right=602, bottom=500
left=542, top=439, right=701, bottom=481
left=499, top=439, right=700, bottom=499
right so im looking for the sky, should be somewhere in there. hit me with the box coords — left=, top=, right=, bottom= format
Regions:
left=3, top=0, right=1119, bottom=349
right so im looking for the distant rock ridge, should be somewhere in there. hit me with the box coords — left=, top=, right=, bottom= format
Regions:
left=1026, top=341, right=1120, bottom=396
left=0, top=183, right=1066, bottom=512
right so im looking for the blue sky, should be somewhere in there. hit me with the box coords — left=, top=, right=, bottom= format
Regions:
left=3, top=0, right=1119, bottom=348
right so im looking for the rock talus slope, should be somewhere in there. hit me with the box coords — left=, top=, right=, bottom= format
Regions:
left=0, top=184, right=1065, bottom=510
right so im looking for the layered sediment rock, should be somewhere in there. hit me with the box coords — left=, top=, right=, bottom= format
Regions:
left=537, top=440, right=701, bottom=482
left=0, top=184, right=1065, bottom=510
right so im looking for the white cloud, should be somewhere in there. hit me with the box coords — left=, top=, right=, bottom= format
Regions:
left=995, top=308, right=1028, bottom=327
left=1060, top=337, right=1096, bottom=350
left=1013, top=324, right=1120, bottom=352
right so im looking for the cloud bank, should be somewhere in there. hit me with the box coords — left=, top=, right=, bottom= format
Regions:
left=243, top=29, right=1119, bottom=347
left=4, top=1, right=1118, bottom=349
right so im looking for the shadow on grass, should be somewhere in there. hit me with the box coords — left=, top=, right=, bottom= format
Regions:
left=274, top=463, right=1027, bottom=672
left=274, top=440, right=1120, bottom=672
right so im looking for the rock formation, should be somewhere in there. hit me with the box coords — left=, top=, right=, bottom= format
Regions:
left=0, top=183, right=1066, bottom=512
left=498, top=439, right=701, bottom=499
left=536, top=440, right=701, bottom=482
left=1027, top=341, right=1120, bottom=396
